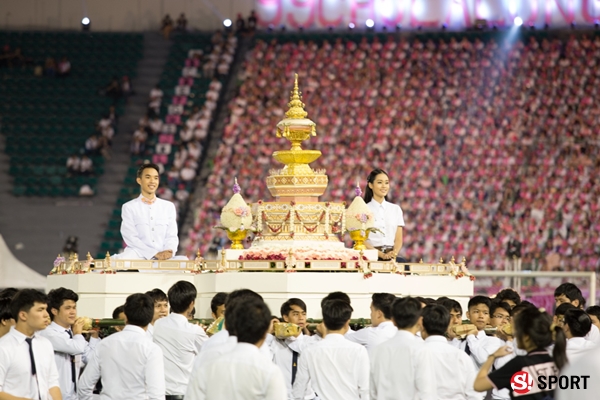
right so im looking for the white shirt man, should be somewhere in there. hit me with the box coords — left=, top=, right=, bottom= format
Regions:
left=556, top=343, right=600, bottom=400
left=346, top=320, right=397, bottom=356
left=271, top=333, right=321, bottom=399
left=366, top=199, right=405, bottom=248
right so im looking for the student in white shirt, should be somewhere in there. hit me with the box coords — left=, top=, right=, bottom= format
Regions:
left=271, top=298, right=322, bottom=400
left=562, top=308, right=595, bottom=363
left=556, top=341, right=600, bottom=400
left=39, top=288, right=101, bottom=400
left=210, top=292, right=227, bottom=320
left=0, top=297, right=15, bottom=338
left=0, top=289, right=61, bottom=400
left=363, top=168, right=405, bottom=262
left=186, top=297, right=287, bottom=400
left=370, top=296, right=435, bottom=400
left=114, top=163, right=187, bottom=260
left=144, top=288, right=168, bottom=338
left=78, top=293, right=165, bottom=400
left=154, top=281, right=208, bottom=398
left=421, top=304, right=481, bottom=400
left=346, top=293, right=397, bottom=356
left=437, top=297, right=464, bottom=340
left=293, top=299, right=369, bottom=400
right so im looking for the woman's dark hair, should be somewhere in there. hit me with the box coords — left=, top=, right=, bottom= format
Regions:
left=124, top=293, right=154, bottom=327
left=514, top=307, right=567, bottom=370
left=422, top=305, right=451, bottom=336
left=563, top=309, right=592, bottom=338
left=47, top=287, right=79, bottom=321
left=364, top=168, right=389, bottom=203
left=167, top=281, right=197, bottom=314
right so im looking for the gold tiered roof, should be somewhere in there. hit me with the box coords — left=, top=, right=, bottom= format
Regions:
left=267, top=74, right=328, bottom=201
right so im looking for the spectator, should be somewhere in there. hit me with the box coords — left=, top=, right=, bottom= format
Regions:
left=44, top=57, right=56, bottom=77
left=57, top=56, right=71, bottom=77
left=177, top=13, right=188, bottom=31
left=104, top=76, right=121, bottom=101
left=66, top=155, right=80, bottom=175
left=79, top=155, right=93, bottom=176
left=247, top=10, right=258, bottom=32
left=235, top=13, right=245, bottom=33
left=161, top=14, right=174, bottom=39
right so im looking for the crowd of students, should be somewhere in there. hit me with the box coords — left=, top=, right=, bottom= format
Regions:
left=0, top=281, right=599, bottom=399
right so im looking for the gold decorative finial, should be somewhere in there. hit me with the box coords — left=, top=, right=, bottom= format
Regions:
left=285, top=73, right=308, bottom=120
left=439, top=257, right=444, bottom=263
left=451, top=256, right=455, bottom=263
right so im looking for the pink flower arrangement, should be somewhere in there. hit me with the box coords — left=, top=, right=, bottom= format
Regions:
left=354, top=213, right=371, bottom=224
left=233, top=207, right=250, bottom=217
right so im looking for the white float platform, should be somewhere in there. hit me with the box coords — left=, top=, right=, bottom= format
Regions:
left=47, top=272, right=473, bottom=319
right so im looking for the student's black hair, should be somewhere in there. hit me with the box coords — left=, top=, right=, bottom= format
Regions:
left=467, top=295, right=491, bottom=311
left=364, top=168, right=389, bottom=203
left=563, top=309, right=592, bottom=337
left=585, top=305, right=600, bottom=320
left=124, top=293, right=154, bottom=327
left=554, top=283, right=585, bottom=308
left=47, top=287, right=79, bottom=321
left=10, top=289, right=48, bottom=321
left=490, top=300, right=512, bottom=317
left=320, top=291, right=351, bottom=307
left=0, top=288, right=19, bottom=299
left=555, top=303, right=577, bottom=317
left=281, top=298, right=307, bottom=317
left=210, top=292, right=228, bottom=315
left=415, top=296, right=436, bottom=306
left=0, top=297, right=13, bottom=321
left=137, top=162, right=160, bottom=178
left=391, top=297, right=422, bottom=329
left=495, top=288, right=521, bottom=306
left=512, top=300, right=536, bottom=316
left=225, top=289, right=263, bottom=309
left=224, top=289, right=263, bottom=336
left=371, top=293, right=396, bottom=319
left=514, top=307, right=567, bottom=370
left=229, top=297, right=272, bottom=345
left=167, top=281, right=197, bottom=314
left=437, top=297, right=463, bottom=315
left=322, top=299, right=353, bottom=331
left=112, top=305, right=125, bottom=320
left=145, top=288, right=168, bottom=304
left=422, top=305, right=451, bottom=336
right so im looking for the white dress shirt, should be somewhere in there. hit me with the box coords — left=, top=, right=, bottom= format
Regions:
left=38, top=321, right=101, bottom=400
left=366, top=199, right=405, bottom=247
left=556, top=342, right=600, bottom=400
left=78, top=325, right=165, bottom=400
left=452, top=329, right=504, bottom=369
left=370, top=330, right=436, bottom=400
left=0, top=327, right=60, bottom=400
left=118, top=195, right=179, bottom=260
left=345, top=320, right=397, bottom=356
left=200, top=328, right=274, bottom=359
left=292, top=333, right=369, bottom=400
left=271, top=333, right=321, bottom=399
left=186, top=342, right=287, bottom=400
left=146, top=321, right=154, bottom=339
left=422, top=335, right=481, bottom=400
left=585, top=323, right=600, bottom=344
left=153, top=313, right=208, bottom=395
left=566, top=336, right=597, bottom=363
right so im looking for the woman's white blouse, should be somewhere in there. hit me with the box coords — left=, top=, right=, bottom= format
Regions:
left=366, top=199, right=405, bottom=247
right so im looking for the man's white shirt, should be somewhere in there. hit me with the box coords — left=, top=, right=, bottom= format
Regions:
left=0, top=327, right=60, bottom=400
left=38, top=321, right=100, bottom=400
left=77, top=325, right=165, bottom=400
left=345, top=321, right=397, bottom=356
left=187, top=342, right=287, bottom=400
left=292, top=333, right=369, bottom=400
left=451, top=330, right=503, bottom=369
left=271, top=333, right=321, bottom=399
left=153, top=313, right=208, bottom=395
left=370, top=330, right=436, bottom=400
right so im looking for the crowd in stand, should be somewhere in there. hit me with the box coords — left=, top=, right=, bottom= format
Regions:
left=128, top=31, right=236, bottom=216
left=0, top=282, right=599, bottom=399
left=184, top=34, right=600, bottom=275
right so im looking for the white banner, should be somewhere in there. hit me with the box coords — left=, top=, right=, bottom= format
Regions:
left=255, top=0, right=600, bottom=30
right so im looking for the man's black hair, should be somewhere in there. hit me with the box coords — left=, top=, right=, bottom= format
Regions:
left=555, top=303, right=577, bottom=317
left=422, top=305, right=451, bottom=336
left=137, top=162, right=160, bottom=178
left=322, top=299, right=353, bottom=331
left=145, top=288, right=168, bottom=304
left=371, top=293, right=396, bottom=319
left=585, top=305, right=600, bottom=320
left=511, top=300, right=536, bottom=316
left=495, top=288, right=521, bottom=306
left=468, top=295, right=491, bottom=311
left=10, top=289, right=48, bottom=321
left=321, top=291, right=351, bottom=307
left=415, top=297, right=437, bottom=307
left=391, top=297, right=422, bottom=329
left=437, top=297, right=463, bottom=315
left=210, top=292, right=228, bottom=315
left=225, top=289, right=263, bottom=309
left=112, top=305, right=125, bottom=320
left=490, top=300, right=512, bottom=317
left=0, top=288, right=19, bottom=299
left=563, top=309, right=592, bottom=337
left=167, top=281, right=197, bottom=314
left=47, top=287, right=79, bottom=321
left=554, top=283, right=585, bottom=308
left=0, top=297, right=13, bottom=321
left=229, top=298, right=272, bottom=345
left=281, top=298, right=307, bottom=317
left=124, top=293, right=154, bottom=327
left=224, top=289, right=263, bottom=336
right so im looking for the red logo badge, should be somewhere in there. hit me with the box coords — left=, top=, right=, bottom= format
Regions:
left=510, top=371, right=533, bottom=394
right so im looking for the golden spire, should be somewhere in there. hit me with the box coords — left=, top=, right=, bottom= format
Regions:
left=285, top=74, right=308, bottom=119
